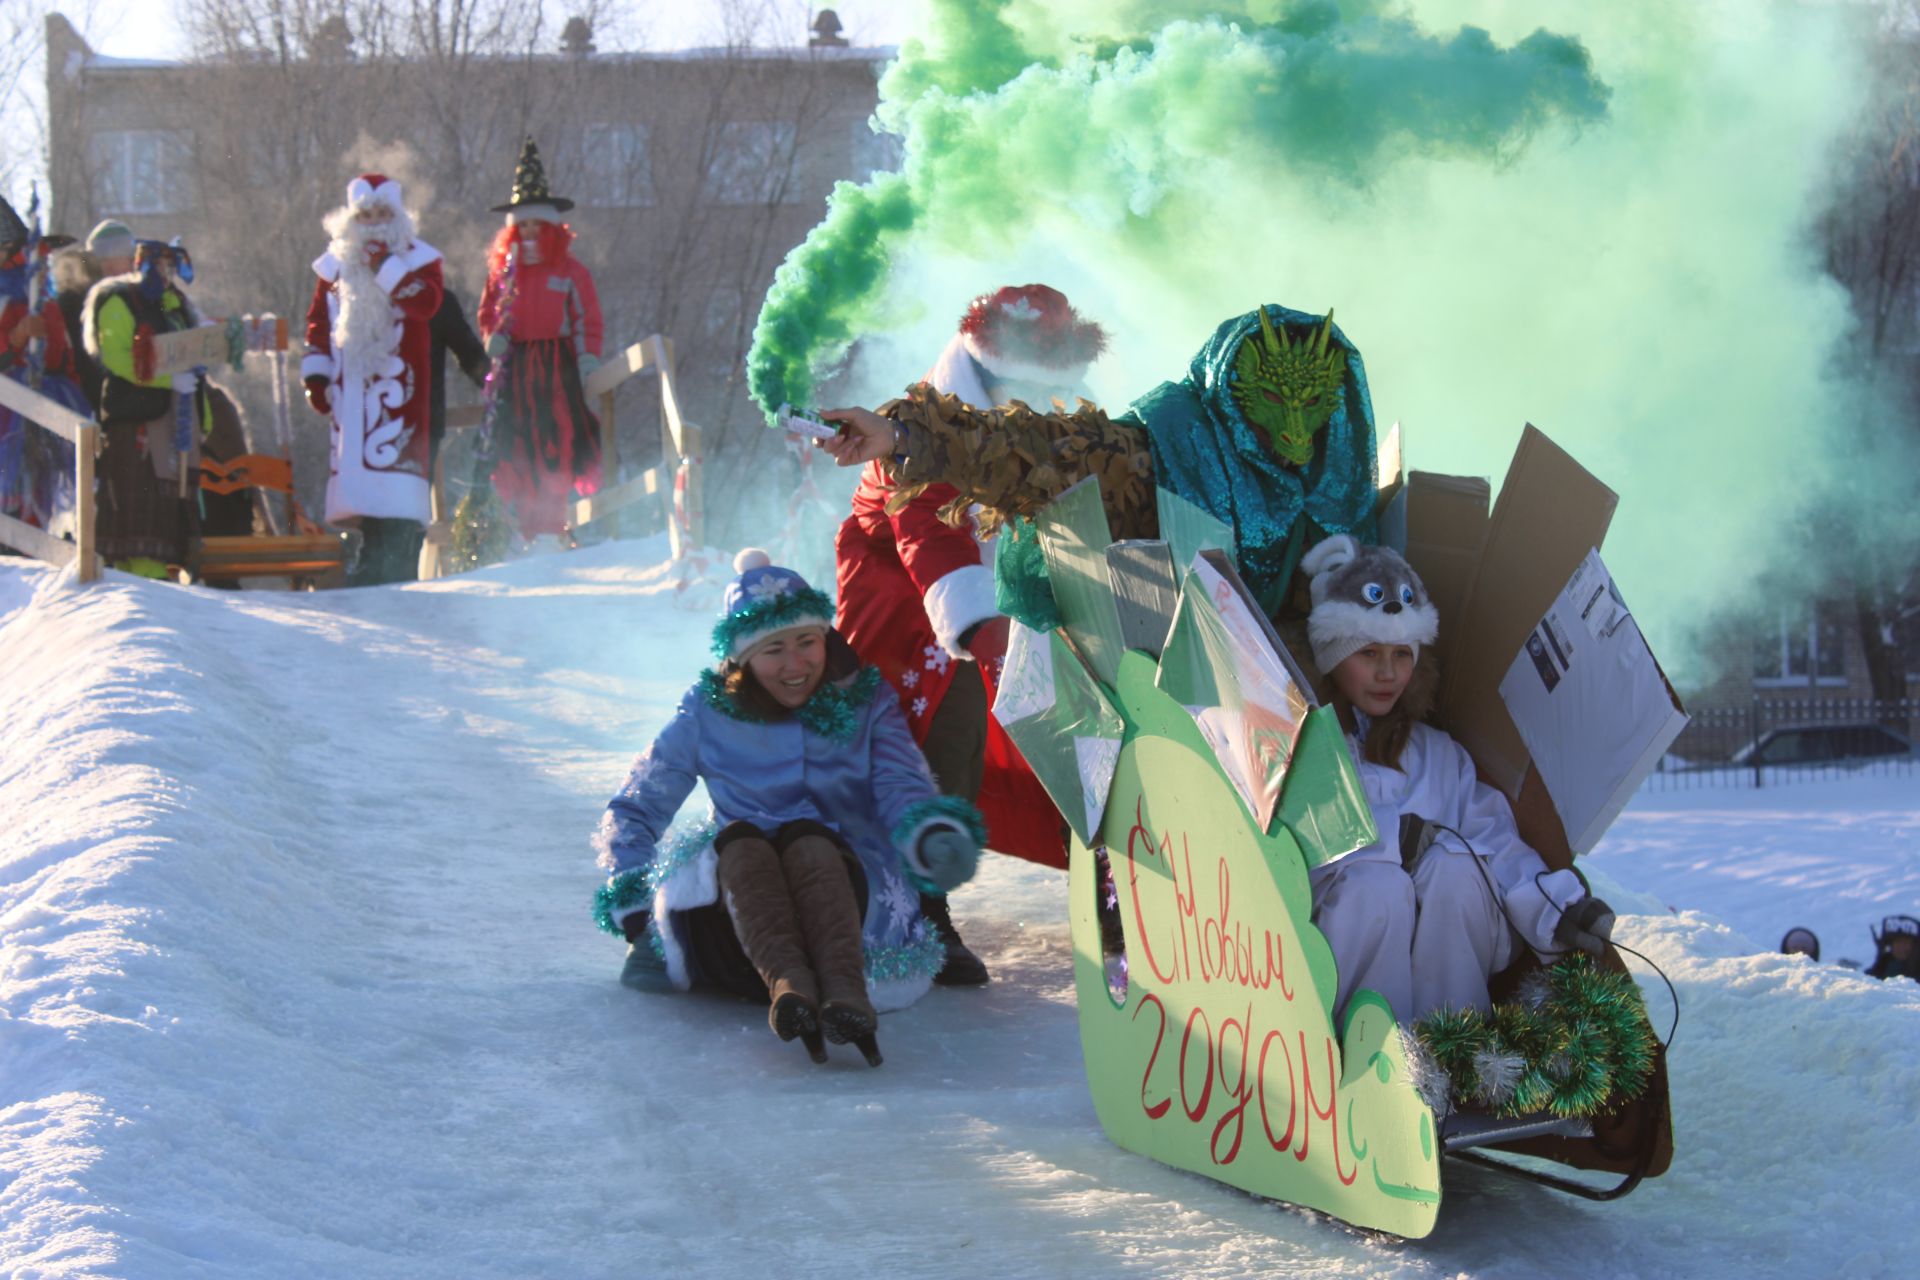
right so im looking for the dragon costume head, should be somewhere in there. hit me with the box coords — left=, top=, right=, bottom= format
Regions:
left=1231, top=306, right=1346, bottom=468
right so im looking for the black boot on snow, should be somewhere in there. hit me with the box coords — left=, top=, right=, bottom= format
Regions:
left=920, top=893, right=989, bottom=986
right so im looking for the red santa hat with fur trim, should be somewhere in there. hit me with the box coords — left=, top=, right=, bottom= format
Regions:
left=923, top=283, right=1107, bottom=410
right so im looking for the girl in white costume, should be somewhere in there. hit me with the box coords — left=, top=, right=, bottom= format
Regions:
left=1299, top=536, right=1616, bottom=1026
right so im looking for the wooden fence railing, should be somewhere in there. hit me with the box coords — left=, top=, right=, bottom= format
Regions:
left=0, top=374, right=98, bottom=582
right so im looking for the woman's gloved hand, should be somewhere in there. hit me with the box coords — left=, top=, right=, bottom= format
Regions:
left=1554, top=895, right=1616, bottom=958
left=484, top=332, right=508, bottom=359
left=912, top=827, right=980, bottom=894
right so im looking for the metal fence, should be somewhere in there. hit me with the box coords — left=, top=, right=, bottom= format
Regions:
left=1644, top=697, right=1919, bottom=790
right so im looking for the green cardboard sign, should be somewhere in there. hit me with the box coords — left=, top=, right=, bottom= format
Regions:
left=1070, top=651, right=1439, bottom=1238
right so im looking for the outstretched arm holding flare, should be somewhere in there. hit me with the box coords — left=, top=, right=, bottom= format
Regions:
left=820, top=384, right=1156, bottom=542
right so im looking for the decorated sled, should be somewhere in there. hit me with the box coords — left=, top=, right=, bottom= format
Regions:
left=1001, top=434, right=1675, bottom=1238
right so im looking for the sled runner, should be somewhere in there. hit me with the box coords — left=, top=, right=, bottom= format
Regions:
left=1005, top=436, right=1674, bottom=1238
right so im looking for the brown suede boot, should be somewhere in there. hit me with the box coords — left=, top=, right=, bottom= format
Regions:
left=717, top=835, right=824, bottom=1059
left=780, top=833, right=881, bottom=1066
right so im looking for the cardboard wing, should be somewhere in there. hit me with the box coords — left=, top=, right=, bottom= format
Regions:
left=1497, top=549, right=1688, bottom=854
left=1155, top=551, right=1315, bottom=834
left=990, top=621, right=1126, bottom=843
left=1036, top=475, right=1127, bottom=689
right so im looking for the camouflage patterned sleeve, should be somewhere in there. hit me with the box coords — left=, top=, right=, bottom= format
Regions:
left=877, top=382, right=1158, bottom=540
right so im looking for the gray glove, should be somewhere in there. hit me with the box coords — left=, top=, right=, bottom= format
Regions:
left=1554, top=895, right=1616, bottom=958
left=484, top=332, right=508, bottom=358
left=912, top=827, right=980, bottom=894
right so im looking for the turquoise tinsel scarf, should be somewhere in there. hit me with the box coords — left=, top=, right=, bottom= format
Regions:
left=697, top=665, right=884, bottom=743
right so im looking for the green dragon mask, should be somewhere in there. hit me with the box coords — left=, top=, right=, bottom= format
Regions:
left=1231, top=307, right=1346, bottom=467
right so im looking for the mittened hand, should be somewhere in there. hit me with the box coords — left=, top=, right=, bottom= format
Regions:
left=1554, top=895, right=1616, bottom=958
left=484, top=333, right=508, bottom=359
left=171, top=370, right=199, bottom=395
left=578, top=353, right=601, bottom=377
left=303, top=375, right=331, bottom=415
left=913, top=827, right=980, bottom=894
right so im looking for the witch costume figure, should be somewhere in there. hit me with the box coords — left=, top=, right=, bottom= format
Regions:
left=476, top=137, right=604, bottom=545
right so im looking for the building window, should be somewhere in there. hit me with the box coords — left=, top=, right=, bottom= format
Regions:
left=581, top=123, right=653, bottom=208
left=88, top=129, right=194, bottom=214
left=704, top=122, right=798, bottom=205
left=1753, top=606, right=1847, bottom=687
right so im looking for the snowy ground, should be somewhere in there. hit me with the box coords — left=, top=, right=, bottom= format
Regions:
left=2, top=540, right=1915, bottom=1279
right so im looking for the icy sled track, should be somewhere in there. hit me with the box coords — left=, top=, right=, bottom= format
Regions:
left=1, top=544, right=1915, bottom=1278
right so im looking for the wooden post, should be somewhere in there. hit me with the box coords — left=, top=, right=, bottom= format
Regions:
left=598, top=387, right=618, bottom=540
left=76, top=423, right=99, bottom=582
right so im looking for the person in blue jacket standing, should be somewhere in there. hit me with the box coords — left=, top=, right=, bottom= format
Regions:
left=593, top=549, right=984, bottom=1066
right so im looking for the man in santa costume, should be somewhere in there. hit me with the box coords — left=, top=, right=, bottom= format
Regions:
left=302, top=173, right=445, bottom=586
left=477, top=136, right=604, bottom=545
left=834, top=284, right=1106, bottom=984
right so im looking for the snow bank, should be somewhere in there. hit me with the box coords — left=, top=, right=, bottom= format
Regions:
left=1, top=549, right=1915, bottom=1278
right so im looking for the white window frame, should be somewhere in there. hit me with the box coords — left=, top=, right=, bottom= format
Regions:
left=1753, top=606, right=1848, bottom=688
left=580, top=123, right=654, bottom=208
left=88, top=129, right=194, bottom=214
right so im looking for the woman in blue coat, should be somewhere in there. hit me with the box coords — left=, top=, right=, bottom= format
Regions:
left=593, top=549, right=983, bottom=1066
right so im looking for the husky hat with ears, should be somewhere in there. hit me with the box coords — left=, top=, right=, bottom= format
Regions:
left=1299, top=535, right=1440, bottom=674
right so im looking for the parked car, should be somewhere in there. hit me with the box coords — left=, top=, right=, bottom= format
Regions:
left=1728, top=723, right=1917, bottom=769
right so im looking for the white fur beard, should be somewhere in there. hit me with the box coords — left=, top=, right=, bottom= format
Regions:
left=328, top=217, right=404, bottom=362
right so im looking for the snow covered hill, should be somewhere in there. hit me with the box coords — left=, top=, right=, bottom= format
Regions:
left=2, top=545, right=1915, bottom=1279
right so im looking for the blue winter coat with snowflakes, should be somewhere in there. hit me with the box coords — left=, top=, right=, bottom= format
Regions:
left=592, top=665, right=982, bottom=1010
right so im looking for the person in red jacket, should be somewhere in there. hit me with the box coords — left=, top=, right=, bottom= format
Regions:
left=477, top=137, right=604, bottom=545
left=301, top=173, right=446, bottom=585
left=834, top=284, right=1107, bottom=984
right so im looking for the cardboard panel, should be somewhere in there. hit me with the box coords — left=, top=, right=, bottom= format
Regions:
left=1401, top=471, right=1489, bottom=672
left=1437, top=426, right=1617, bottom=798
left=1497, top=549, right=1689, bottom=854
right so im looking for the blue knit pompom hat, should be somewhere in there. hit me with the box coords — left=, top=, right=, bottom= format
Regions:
left=712, top=548, right=835, bottom=660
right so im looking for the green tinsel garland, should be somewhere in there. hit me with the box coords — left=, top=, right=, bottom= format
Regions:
left=449, top=483, right=514, bottom=573
left=709, top=585, right=837, bottom=660
left=697, top=665, right=883, bottom=743
left=1413, top=954, right=1659, bottom=1120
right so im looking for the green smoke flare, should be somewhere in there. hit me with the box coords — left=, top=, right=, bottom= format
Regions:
left=746, top=0, right=1609, bottom=419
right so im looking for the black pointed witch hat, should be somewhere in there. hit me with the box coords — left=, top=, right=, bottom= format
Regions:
left=490, top=136, right=574, bottom=214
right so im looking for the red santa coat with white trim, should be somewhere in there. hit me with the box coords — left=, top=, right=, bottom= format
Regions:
left=833, top=335, right=1073, bottom=869
left=303, top=240, right=444, bottom=524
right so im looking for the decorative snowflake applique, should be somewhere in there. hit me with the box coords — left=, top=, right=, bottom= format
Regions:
left=900, top=669, right=919, bottom=688
left=878, top=870, right=918, bottom=932
left=745, top=574, right=791, bottom=602
left=922, top=645, right=950, bottom=676
left=911, top=696, right=929, bottom=718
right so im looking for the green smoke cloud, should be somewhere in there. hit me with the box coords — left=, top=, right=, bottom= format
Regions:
left=748, top=0, right=1893, bottom=678
left=747, top=0, right=1610, bottom=419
